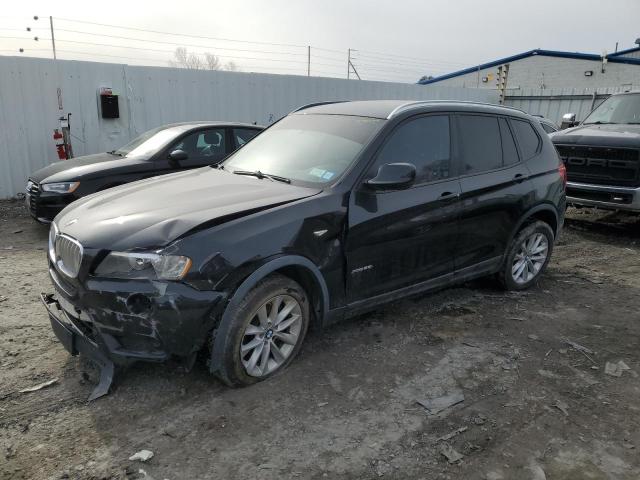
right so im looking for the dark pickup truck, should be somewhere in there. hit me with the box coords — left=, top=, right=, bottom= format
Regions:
left=551, top=91, right=640, bottom=212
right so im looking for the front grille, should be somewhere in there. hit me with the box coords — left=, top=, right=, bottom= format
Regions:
left=54, top=234, right=83, bottom=278
left=26, top=180, right=40, bottom=215
left=555, top=145, right=640, bottom=187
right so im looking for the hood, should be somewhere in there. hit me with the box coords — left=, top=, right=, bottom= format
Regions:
left=54, top=167, right=320, bottom=250
left=551, top=124, right=640, bottom=148
left=29, top=153, right=148, bottom=183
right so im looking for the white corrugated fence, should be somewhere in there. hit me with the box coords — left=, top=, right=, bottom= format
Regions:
left=0, top=56, right=498, bottom=198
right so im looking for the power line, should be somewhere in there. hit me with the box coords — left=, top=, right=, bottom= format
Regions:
left=53, top=28, right=308, bottom=57
left=353, top=62, right=448, bottom=74
left=356, top=49, right=467, bottom=67
left=55, top=17, right=308, bottom=49
left=34, top=37, right=310, bottom=64
left=353, top=54, right=466, bottom=70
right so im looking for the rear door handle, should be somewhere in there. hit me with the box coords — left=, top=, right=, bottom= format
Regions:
left=514, top=173, right=528, bottom=183
left=439, top=191, right=460, bottom=200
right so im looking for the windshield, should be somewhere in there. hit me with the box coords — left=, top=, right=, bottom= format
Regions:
left=115, top=126, right=182, bottom=157
left=222, top=114, right=384, bottom=185
left=583, top=93, right=640, bottom=125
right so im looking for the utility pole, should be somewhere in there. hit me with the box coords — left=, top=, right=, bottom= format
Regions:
left=307, top=46, right=310, bottom=76
left=49, top=16, right=57, bottom=59
left=347, top=49, right=360, bottom=80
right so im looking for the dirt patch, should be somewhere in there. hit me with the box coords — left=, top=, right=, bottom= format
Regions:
left=1, top=202, right=639, bottom=480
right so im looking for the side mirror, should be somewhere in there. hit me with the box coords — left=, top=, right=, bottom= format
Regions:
left=168, top=149, right=188, bottom=165
left=366, top=163, right=416, bottom=190
left=560, top=113, right=578, bottom=129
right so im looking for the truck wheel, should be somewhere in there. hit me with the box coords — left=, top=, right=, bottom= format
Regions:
left=215, top=274, right=310, bottom=386
left=499, top=221, right=554, bottom=291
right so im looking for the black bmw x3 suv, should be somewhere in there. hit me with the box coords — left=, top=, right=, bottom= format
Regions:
left=42, top=100, right=566, bottom=398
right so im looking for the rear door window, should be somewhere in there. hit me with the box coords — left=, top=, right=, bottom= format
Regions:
left=234, top=128, right=261, bottom=147
left=458, top=115, right=502, bottom=175
left=511, top=119, right=541, bottom=160
left=370, top=115, right=451, bottom=185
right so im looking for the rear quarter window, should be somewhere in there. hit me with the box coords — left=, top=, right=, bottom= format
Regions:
left=511, top=119, right=541, bottom=160
left=499, top=118, right=519, bottom=166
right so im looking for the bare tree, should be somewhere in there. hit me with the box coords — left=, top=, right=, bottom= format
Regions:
left=169, top=47, right=203, bottom=70
left=224, top=61, right=239, bottom=72
left=169, top=47, right=240, bottom=72
left=204, top=52, right=221, bottom=70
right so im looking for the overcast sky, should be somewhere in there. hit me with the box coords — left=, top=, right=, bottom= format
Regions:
left=1, top=0, right=638, bottom=83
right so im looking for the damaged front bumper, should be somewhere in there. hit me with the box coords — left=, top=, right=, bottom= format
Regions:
left=44, top=267, right=225, bottom=400
left=42, top=293, right=115, bottom=401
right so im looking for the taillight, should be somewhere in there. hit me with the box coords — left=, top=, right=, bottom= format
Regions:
left=559, top=162, right=567, bottom=189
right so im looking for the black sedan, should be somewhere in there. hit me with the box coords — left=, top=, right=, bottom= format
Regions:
left=26, top=121, right=263, bottom=222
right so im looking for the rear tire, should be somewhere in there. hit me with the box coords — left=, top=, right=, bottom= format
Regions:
left=215, top=274, right=310, bottom=387
left=498, top=221, right=554, bottom=291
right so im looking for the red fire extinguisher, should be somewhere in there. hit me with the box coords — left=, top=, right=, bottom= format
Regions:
left=53, top=129, right=66, bottom=160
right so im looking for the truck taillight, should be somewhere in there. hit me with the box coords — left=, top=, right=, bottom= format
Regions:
left=559, top=162, right=567, bottom=189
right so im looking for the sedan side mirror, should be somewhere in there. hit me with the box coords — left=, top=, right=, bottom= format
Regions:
left=560, top=113, right=578, bottom=129
left=366, top=163, right=416, bottom=190
left=168, top=149, right=188, bottom=165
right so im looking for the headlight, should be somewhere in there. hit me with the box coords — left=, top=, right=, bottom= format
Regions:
left=94, top=251, right=192, bottom=280
left=48, top=222, right=58, bottom=262
left=41, top=181, right=80, bottom=193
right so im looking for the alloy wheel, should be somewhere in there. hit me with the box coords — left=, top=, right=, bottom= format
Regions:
left=240, top=294, right=303, bottom=377
left=511, top=232, right=549, bottom=285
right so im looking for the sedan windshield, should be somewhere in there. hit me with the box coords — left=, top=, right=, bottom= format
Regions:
left=222, top=114, right=384, bottom=185
left=115, top=126, right=183, bottom=157
left=583, top=93, right=640, bottom=125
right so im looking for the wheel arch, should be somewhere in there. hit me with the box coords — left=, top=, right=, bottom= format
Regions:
left=510, top=204, right=559, bottom=241
left=209, top=255, right=329, bottom=374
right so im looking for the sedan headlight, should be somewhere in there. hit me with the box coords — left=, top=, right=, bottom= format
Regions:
left=48, top=222, right=58, bottom=262
left=41, top=181, right=80, bottom=193
left=94, top=251, right=192, bottom=280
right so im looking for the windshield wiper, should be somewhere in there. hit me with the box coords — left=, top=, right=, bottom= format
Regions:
left=584, top=121, right=618, bottom=125
left=107, top=150, right=123, bottom=156
left=232, top=170, right=291, bottom=183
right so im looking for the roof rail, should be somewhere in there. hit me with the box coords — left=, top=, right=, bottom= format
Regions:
left=290, top=100, right=346, bottom=114
left=387, top=100, right=527, bottom=119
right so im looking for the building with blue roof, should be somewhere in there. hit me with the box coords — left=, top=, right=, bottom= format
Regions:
left=418, top=47, right=640, bottom=90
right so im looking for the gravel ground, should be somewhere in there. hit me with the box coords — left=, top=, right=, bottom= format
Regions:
left=1, top=199, right=639, bottom=480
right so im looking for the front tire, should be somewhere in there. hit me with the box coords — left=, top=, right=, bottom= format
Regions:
left=215, top=274, right=310, bottom=386
left=499, top=221, right=554, bottom=291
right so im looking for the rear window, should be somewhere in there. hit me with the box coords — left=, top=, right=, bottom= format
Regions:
left=511, top=119, right=541, bottom=160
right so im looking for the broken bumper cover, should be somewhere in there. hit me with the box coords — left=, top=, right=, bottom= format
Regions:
left=41, top=293, right=115, bottom=401
left=44, top=268, right=225, bottom=398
